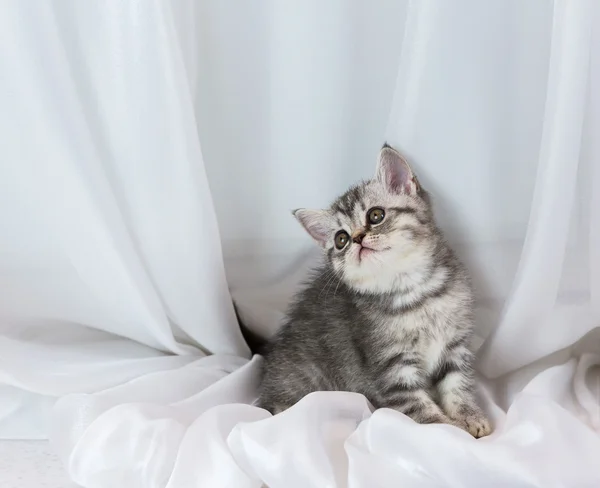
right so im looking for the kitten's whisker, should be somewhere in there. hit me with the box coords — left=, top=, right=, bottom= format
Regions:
left=328, top=264, right=346, bottom=301
left=318, top=268, right=340, bottom=300
left=325, top=270, right=340, bottom=301
left=332, top=274, right=343, bottom=299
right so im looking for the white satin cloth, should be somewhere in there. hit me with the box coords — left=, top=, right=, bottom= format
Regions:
left=1, top=1, right=599, bottom=487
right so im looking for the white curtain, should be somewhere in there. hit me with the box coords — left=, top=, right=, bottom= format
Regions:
left=1, top=0, right=599, bottom=486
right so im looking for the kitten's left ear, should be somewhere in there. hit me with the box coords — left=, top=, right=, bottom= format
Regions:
left=293, top=208, right=335, bottom=248
left=375, top=144, right=419, bottom=195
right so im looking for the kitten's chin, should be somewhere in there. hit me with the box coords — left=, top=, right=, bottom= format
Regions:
left=358, top=247, right=376, bottom=260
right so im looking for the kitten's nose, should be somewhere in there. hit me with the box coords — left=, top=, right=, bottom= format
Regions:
left=352, top=232, right=365, bottom=244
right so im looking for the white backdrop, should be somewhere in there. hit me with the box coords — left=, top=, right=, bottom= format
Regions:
left=1, top=0, right=599, bottom=487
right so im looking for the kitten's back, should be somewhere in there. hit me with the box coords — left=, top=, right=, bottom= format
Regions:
left=257, top=265, right=363, bottom=412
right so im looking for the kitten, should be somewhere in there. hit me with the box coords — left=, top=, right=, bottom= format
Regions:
left=257, top=144, right=491, bottom=438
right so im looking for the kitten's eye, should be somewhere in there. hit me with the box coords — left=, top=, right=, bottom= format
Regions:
left=334, top=230, right=350, bottom=250
left=367, top=207, right=385, bottom=225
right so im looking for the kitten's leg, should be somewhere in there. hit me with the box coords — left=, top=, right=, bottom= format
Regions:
left=257, top=370, right=321, bottom=415
left=433, top=342, right=492, bottom=438
left=381, top=388, right=460, bottom=425
left=375, top=361, right=460, bottom=426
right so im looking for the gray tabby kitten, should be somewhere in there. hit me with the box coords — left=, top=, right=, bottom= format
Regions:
left=257, top=144, right=491, bottom=438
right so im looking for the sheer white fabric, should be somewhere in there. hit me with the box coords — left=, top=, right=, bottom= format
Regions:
left=0, top=0, right=599, bottom=486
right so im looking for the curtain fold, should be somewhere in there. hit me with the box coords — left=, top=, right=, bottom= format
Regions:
left=0, top=0, right=598, bottom=486
left=0, top=0, right=250, bottom=440
left=477, top=0, right=596, bottom=377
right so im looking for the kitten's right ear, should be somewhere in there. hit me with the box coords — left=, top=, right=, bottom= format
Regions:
left=293, top=209, right=335, bottom=248
left=376, top=144, right=418, bottom=195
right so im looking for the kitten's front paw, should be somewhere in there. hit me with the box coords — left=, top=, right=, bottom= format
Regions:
left=446, top=402, right=492, bottom=438
left=458, top=414, right=492, bottom=438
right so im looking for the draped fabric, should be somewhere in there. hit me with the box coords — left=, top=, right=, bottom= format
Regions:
left=1, top=0, right=599, bottom=486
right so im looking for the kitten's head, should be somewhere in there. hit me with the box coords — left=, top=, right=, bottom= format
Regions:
left=294, top=145, right=436, bottom=293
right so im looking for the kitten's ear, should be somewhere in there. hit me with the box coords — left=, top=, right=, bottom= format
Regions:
left=293, top=209, right=335, bottom=247
left=376, top=144, right=419, bottom=195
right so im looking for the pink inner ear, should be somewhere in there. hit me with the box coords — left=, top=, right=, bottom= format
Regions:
left=389, top=165, right=413, bottom=193
left=396, top=171, right=417, bottom=194
left=305, top=220, right=330, bottom=243
left=378, top=149, right=417, bottom=195
left=294, top=209, right=333, bottom=246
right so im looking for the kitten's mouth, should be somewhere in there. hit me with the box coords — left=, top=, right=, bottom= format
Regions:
left=359, top=247, right=375, bottom=259
left=357, top=244, right=391, bottom=262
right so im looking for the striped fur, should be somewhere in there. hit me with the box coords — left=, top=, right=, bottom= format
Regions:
left=257, top=145, right=491, bottom=438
